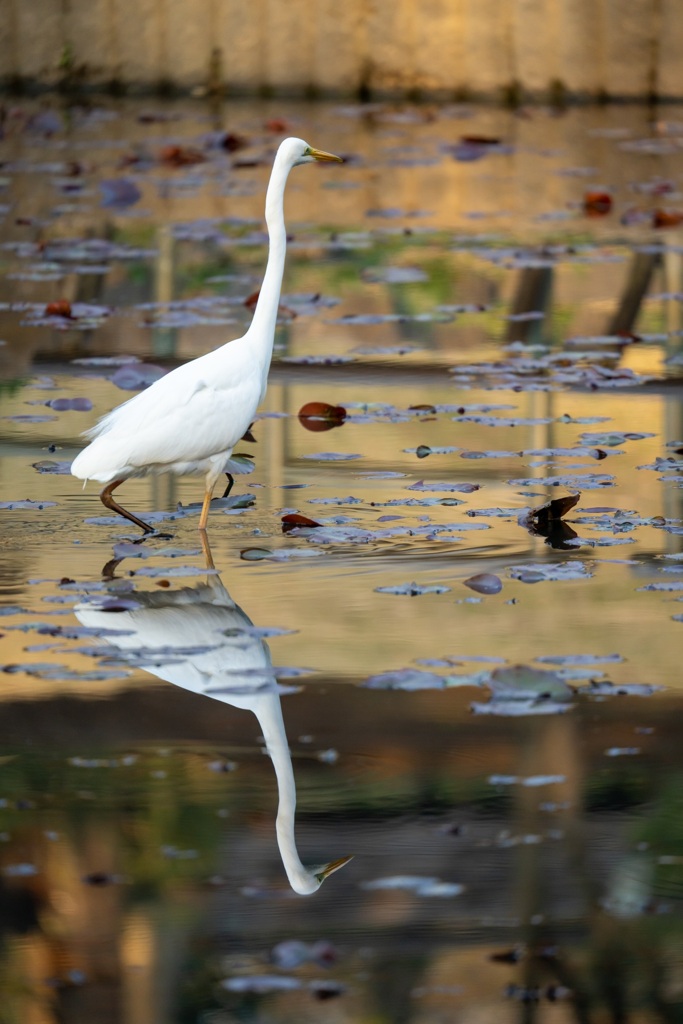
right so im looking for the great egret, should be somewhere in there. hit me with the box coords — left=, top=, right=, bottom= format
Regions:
left=71, top=138, right=343, bottom=534
left=74, top=557, right=351, bottom=895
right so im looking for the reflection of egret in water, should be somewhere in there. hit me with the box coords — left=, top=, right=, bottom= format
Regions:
left=74, top=565, right=351, bottom=895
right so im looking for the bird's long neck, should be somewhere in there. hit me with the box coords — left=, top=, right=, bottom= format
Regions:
left=251, top=693, right=315, bottom=895
left=246, top=156, right=290, bottom=374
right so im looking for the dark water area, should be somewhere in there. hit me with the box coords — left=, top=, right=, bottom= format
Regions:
left=0, top=97, right=683, bottom=1022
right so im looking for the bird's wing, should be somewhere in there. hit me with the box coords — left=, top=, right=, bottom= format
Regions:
left=86, top=359, right=262, bottom=470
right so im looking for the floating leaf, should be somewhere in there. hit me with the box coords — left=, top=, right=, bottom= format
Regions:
left=32, top=460, right=72, bottom=474
left=47, top=397, right=93, bottom=411
left=583, top=191, right=613, bottom=216
left=362, top=669, right=447, bottom=691
left=489, top=774, right=567, bottom=787
left=301, top=452, right=362, bottom=461
left=510, top=474, right=612, bottom=490
left=361, top=875, right=464, bottom=895
left=100, top=178, right=142, bottom=208
left=361, top=266, right=428, bottom=284
left=637, top=581, right=683, bottom=592
left=375, top=582, right=451, bottom=596
left=509, top=562, right=592, bottom=582
left=463, top=573, right=502, bottom=595
left=222, top=976, right=302, bottom=994
left=282, top=514, right=321, bottom=532
left=159, top=144, right=205, bottom=168
left=472, top=699, right=573, bottom=717
left=407, top=480, right=480, bottom=493
left=583, top=680, right=662, bottom=697
left=297, top=402, right=347, bottom=431
left=487, top=665, right=573, bottom=702
left=524, top=492, right=581, bottom=532
left=653, top=208, right=683, bottom=228
left=0, top=499, right=57, bottom=510
left=110, top=363, right=167, bottom=391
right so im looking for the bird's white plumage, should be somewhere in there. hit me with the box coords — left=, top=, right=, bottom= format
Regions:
left=71, top=137, right=342, bottom=527
left=72, top=338, right=262, bottom=483
left=75, top=571, right=350, bottom=894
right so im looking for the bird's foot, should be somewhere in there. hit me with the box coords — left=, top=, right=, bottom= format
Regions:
left=124, top=530, right=174, bottom=542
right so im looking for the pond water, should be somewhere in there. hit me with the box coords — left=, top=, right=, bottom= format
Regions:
left=1, top=97, right=683, bottom=1022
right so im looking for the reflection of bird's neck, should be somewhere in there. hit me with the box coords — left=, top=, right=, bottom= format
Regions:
left=247, top=153, right=290, bottom=377
left=252, top=695, right=318, bottom=896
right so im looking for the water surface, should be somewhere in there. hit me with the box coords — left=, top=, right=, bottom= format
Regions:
left=0, top=97, right=683, bottom=1023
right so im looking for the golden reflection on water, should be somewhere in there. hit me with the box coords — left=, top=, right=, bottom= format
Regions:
left=0, top=97, right=682, bottom=1022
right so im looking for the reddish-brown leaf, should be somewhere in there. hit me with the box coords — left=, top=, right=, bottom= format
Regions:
left=282, top=513, right=321, bottom=533
left=298, top=401, right=347, bottom=432
left=45, top=299, right=73, bottom=318
left=583, top=191, right=612, bottom=216
left=159, top=145, right=205, bottom=168
left=461, top=135, right=501, bottom=146
left=265, top=118, right=293, bottom=133
left=220, top=132, right=248, bottom=152
left=653, top=208, right=683, bottom=228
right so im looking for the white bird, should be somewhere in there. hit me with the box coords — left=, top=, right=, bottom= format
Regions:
left=71, top=138, right=343, bottom=535
left=74, top=564, right=352, bottom=895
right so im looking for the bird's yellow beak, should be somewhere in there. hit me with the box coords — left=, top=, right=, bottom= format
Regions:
left=315, top=855, right=353, bottom=881
left=309, top=147, right=344, bottom=163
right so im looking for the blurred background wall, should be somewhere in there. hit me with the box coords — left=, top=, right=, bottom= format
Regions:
left=1, top=0, right=683, bottom=101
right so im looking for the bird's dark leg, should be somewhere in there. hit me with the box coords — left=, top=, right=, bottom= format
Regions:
left=221, top=473, right=235, bottom=499
left=100, top=479, right=154, bottom=535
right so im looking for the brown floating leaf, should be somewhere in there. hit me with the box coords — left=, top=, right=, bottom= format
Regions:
left=463, top=573, right=502, bottom=595
left=298, top=401, right=347, bottom=432
left=583, top=191, right=612, bottom=216
left=159, top=144, right=205, bottom=168
left=409, top=404, right=437, bottom=413
left=461, top=135, right=501, bottom=146
left=653, top=208, right=683, bottom=228
left=45, top=299, right=73, bottom=318
left=282, top=513, right=321, bottom=533
left=265, top=118, right=293, bottom=133
left=519, top=492, right=581, bottom=550
left=219, top=132, right=248, bottom=152
left=529, top=492, right=580, bottom=528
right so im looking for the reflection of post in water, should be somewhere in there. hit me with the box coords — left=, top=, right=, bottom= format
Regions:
left=509, top=714, right=594, bottom=1020
left=607, top=250, right=660, bottom=336
left=75, top=551, right=351, bottom=895
left=505, top=266, right=553, bottom=346
left=153, top=224, right=178, bottom=361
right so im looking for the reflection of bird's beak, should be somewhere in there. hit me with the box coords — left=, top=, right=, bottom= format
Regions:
left=315, top=855, right=353, bottom=882
left=310, top=147, right=344, bottom=163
